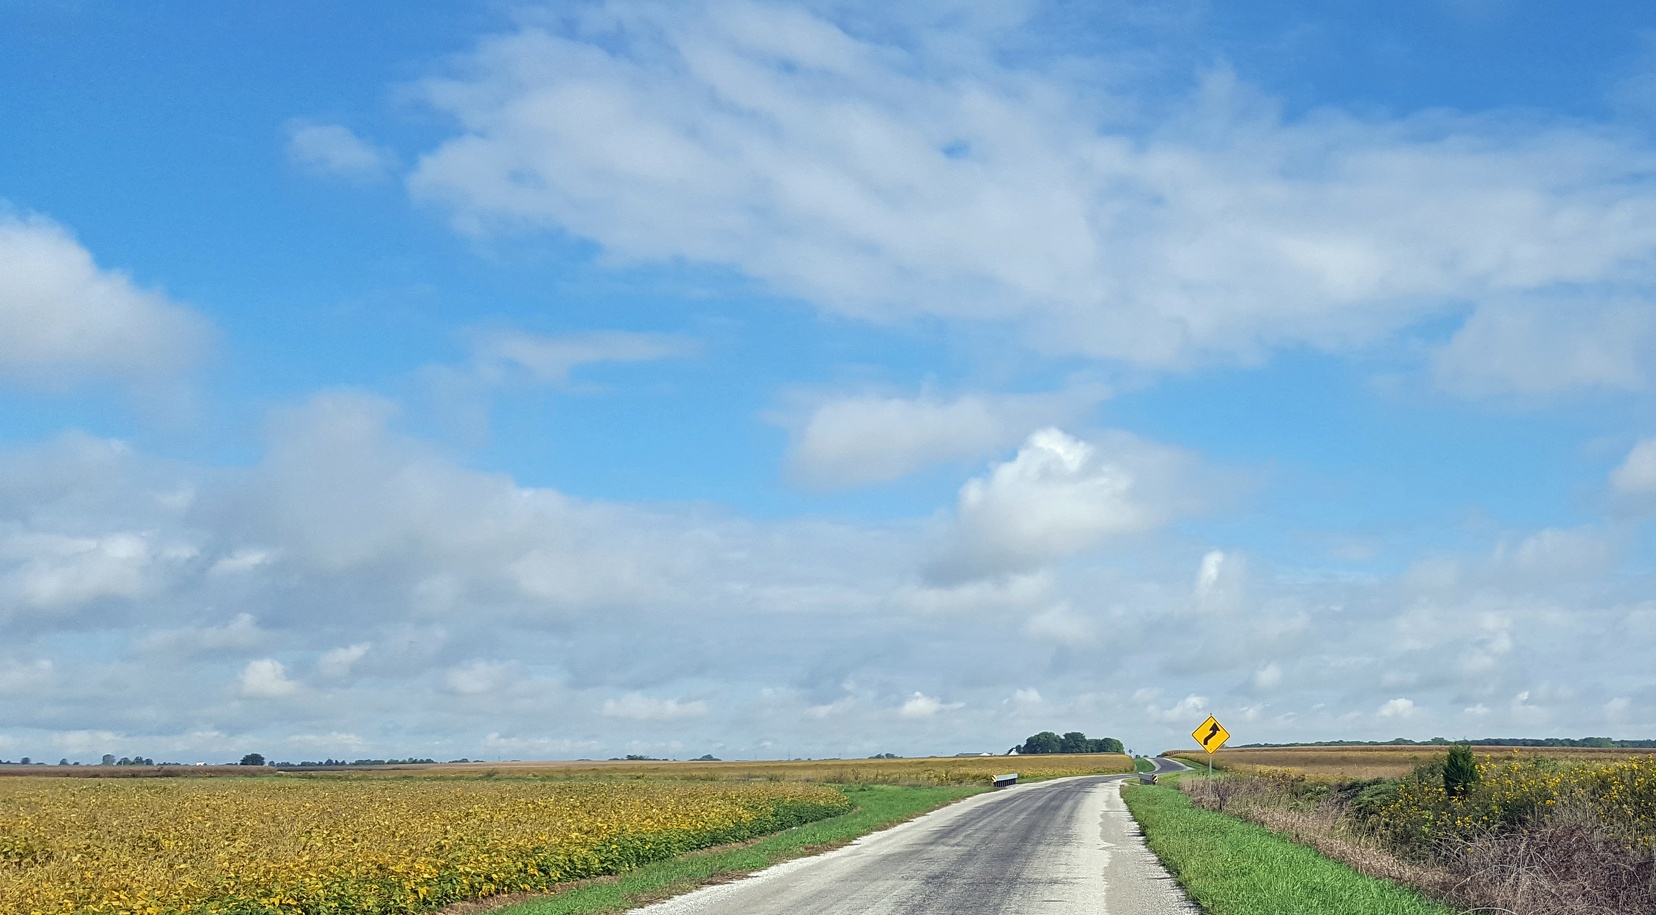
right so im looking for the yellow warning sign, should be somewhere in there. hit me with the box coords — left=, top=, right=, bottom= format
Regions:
left=1191, top=715, right=1230, bottom=754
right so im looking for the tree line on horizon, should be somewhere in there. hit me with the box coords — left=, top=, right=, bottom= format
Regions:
left=1015, top=731, right=1125, bottom=755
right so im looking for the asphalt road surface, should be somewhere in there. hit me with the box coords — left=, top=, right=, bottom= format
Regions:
left=632, top=758, right=1197, bottom=915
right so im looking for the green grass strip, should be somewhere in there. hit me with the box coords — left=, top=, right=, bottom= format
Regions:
left=495, top=784, right=980, bottom=915
left=1122, top=784, right=1452, bottom=915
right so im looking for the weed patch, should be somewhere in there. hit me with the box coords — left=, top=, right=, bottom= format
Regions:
left=1123, top=782, right=1451, bottom=915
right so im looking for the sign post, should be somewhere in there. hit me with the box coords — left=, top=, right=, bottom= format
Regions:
left=1190, top=715, right=1230, bottom=782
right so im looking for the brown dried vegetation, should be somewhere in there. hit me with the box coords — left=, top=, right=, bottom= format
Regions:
left=1177, top=757, right=1656, bottom=915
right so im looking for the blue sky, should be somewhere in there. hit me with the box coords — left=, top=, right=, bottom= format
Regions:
left=4, top=0, right=1656, bottom=762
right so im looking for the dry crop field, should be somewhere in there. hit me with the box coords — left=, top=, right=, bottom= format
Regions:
left=1168, top=744, right=1650, bottom=780
left=400, top=753, right=1133, bottom=785
left=0, top=775, right=850, bottom=915
left=0, top=755, right=1130, bottom=915
left=0, top=753, right=1130, bottom=785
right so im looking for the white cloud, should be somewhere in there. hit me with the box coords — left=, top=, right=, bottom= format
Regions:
left=4, top=388, right=1654, bottom=760
left=445, top=660, right=508, bottom=696
left=601, top=693, right=709, bottom=721
left=898, top=692, right=961, bottom=718
left=805, top=695, right=857, bottom=719
left=284, top=121, right=394, bottom=179
left=318, top=643, right=371, bottom=678
left=239, top=659, right=299, bottom=698
left=1252, top=663, right=1282, bottom=690
left=1137, top=691, right=1210, bottom=724
left=1433, top=298, right=1656, bottom=398
left=926, top=427, right=1197, bottom=582
left=139, top=614, right=264, bottom=657
left=1611, top=438, right=1656, bottom=497
left=0, top=213, right=208, bottom=387
left=895, top=572, right=1054, bottom=617
left=1378, top=697, right=1416, bottom=718
left=209, top=549, right=274, bottom=576
left=781, top=386, right=1106, bottom=488
left=1193, top=549, right=1243, bottom=610
left=0, top=659, right=52, bottom=693
left=409, top=5, right=1656, bottom=377
left=1022, top=603, right=1096, bottom=646
left=0, top=531, right=182, bottom=611
left=1496, top=527, right=1614, bottom=578
left=287, top=731, right=366, bottom=750
left=469, top=329, right=697, bottom=385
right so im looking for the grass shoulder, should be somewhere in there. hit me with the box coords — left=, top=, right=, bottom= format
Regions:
left=1122, top=781, right=1452, bottom=915
left=488, top=783, right=981, bottom=915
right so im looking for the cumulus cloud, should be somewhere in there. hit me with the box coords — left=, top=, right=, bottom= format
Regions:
left=1433, top=298, right=1656, bottom=398
left=0, top=212, right=209, bottom=387
left=1252, top=662, right=1282, bottom=690
left=781, top=386, right=1106, bottom=488
left=284, top=121, right=394, bottom=180
left=209, top=548, right=272, bottom=575
left=601, top=693, right=709, bottom=721
left=239, top=659, right=299, bottom=698
left=138, top=614, right=265, bottom=657
left=1495, top=527, right=1615, bottom=579
left=409, top=4, right=1656, bottom=380
left=0, top=659, right=53, bottom=693
left=0, top=531, right=190, bottom=612
left=445, top=661, right=508, bottom=696
left=1022, top=603, right=1096, bottom=646
left=1194, top=549, right=1244, bottom=611
left=3, top=389, right=1654, bottom=761
left=318, top=643, right=370, bottom=678
left=926, top=427, right=1199, bottom=583
left=1137, top=691, right=1210, bottom=724
left=898, top=692, right=961, bottom=718
left=1378, top=697, right=1417, bottom=718
left=1611, top=438, right=1656, bottom=497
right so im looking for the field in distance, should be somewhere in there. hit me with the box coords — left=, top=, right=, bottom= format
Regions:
left=1167, top=744, right=1650, bottom=780
left=1, top=753, right=1132, bottom=783
left=365, top=753, right=1134, bottom=785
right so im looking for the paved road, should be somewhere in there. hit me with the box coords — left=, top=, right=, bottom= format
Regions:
left=632, top=759, right=1197, bottom=915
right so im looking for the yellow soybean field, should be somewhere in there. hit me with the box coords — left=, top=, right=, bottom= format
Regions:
left=0, top=776, right=851, bottom=915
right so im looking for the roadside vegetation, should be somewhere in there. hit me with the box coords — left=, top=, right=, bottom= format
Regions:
left=1123, top=779, right=1452, bottom=914
left=493, top=783, right=978, bottom=915
left=1161, top=749, right=1656, bottom=914
left=1168, top=744, right=1650, bottom=781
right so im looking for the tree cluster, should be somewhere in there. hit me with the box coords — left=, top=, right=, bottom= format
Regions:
left=1016, top=731, right=1124, bottom=755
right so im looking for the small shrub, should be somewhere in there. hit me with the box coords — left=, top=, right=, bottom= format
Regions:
left=1347, top=779, right=1400, bottom=820
left=1443, top=744, right=1477, bottom=799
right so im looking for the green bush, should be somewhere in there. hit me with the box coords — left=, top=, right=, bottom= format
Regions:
left=1443, top=745, right=1477, bottom=799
